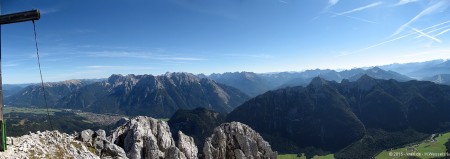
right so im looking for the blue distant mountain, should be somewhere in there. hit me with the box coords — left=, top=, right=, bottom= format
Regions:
left=209, top=67, right=413, bottom=97
left=423, top=74, right=450, bottom=85
left=379, top=59, right=450, bottom=79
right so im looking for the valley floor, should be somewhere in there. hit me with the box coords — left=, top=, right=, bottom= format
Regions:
left=278, top=153, right=335, bottom=159
left=3, top=106, right=125, bottom=137
left=375, top=132, right=450, bottom=159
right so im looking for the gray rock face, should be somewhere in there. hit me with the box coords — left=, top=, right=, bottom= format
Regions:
left=203, top=122, right=277, bottom=159
left=1, top=131, right=98, bottom=159
left=99, top=141, right=128, bottom=159
left=178, top=131, right=198, bottom=159
left=77, top=129, right=128, bottom=159
left=79, top=129, right=95, bottom=146
left=109, top=116, right=198, bottom=159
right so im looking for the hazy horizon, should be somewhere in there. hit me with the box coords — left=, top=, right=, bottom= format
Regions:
left=1, top=57, right=447, bottom=84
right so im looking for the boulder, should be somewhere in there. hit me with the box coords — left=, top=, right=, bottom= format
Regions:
left=109, top=116, right=198, bottom=159
left=178, top=131, right=198, bottom=159
left=77, top=129, right=128, bottom=159
left=203, top=122, right=277, bottom=159
left=1, top=130, right=98, bottom=159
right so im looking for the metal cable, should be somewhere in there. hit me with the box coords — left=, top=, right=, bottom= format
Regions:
left=32, top=20, right=54, bottom=130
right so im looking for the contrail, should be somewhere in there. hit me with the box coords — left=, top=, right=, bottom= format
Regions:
left=334, top=2, right=383, bottom=16
left=329, top=12, right=376, bottom=24
left=411, top=27, right=442, bottom=43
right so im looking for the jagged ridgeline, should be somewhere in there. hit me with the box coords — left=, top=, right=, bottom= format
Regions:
left=5, top=73, right=249, bottom=118
left=4, top=116, right=277, bottom=159
left=227, top=75, right=450, bottom=158
left=168, top=107, right=226, bottom=151
left=208, top=67, right=414, bottom=97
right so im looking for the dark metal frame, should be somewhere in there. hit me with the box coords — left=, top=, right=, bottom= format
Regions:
left=0, top=9, right=40, bottom=151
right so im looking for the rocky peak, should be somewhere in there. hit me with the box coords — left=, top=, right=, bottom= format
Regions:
left=241, top=71, right=257, bottom=80
left=308, top=76, right=329, bottom=90
left=108, top=74, right=125, bottom=84
left=109, top=116, right=198, bottom=159
left=106, top=74, right=141, bottom=93
left=367, top=66, right=383, bottom=73
left=356, top=74, right=378, bottom=91
left=203, top=122, right=277, bottom=159
left=162, top=72, right=200, bottom=86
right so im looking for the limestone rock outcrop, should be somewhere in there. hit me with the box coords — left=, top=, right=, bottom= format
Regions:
left=2, top=130, right=98, bottom=159
left=177, top=131, right=198, bottom=159
left=0, top=116, right=277, bottom=159
left=203, top=122, right=277, bottom=159
left=109, top=116, right=198, bottom=159
left=77, top=129, right=128, bottom=159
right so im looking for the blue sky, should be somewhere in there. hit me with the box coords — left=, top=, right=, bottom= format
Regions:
left=2, top=0, right=450, bottom=83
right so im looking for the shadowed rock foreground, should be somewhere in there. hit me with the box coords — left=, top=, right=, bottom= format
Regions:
left=0, top=116, right=275, bottom=159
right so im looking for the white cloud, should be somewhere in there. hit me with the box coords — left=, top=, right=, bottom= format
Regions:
left=278, top=0, right=288, bottom=4
left=392, top=1, right=450, bottom=36
left=334, top=2, right=383, bottom=16
left=328, top=0, right=339, bottom=6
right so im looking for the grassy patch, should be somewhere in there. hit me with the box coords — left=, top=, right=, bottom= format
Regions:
left=375, top=132, right=450, bottom=159
left=312, top=154, right=335, bottom=159
left=278, top=154, right=305, bottom=159
left=278, top=154, right=334, bottom=159
left=88, top=146, right=96, bottom=154
left=4, top=106, right=61, bottom=115
left=158, top=118, right=170, bottom=122
left=70, top=142, right=82, bottom=150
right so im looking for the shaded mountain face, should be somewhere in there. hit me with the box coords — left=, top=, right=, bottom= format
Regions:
left=168, top=107, right=226, bottom=152
left=2, top=84, right=30, bottom=98
left=227, top=77, right=366, bottom=152
left=55, top=73, right=249, bottom=118
left=5, top=73, right=249, bottom=118
left=227, top=75, right=450, bottom=153
left=209, top=72, right=273, bottom=97
left=423, top=74, right=450, bottom=85
left=339, top=75, right=450, bottom=132
left=5, top=79, right=98, bottom=107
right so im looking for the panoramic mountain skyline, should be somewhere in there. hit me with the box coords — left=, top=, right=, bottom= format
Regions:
left=2, top=0, right=450, bottom=84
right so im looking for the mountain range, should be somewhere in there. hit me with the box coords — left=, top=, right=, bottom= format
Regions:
left=3, top=60, right=450, bottom=158
left=423, top=74, right=450, bottom=85
left=379, top=59, right=450, bottom=79
left=209, top=67, right=413, bottom=97
left=227, top=75, right=450, bottom=158
left=6, top=73, right=249, bottom=118
left=5, top=59, right=450, bottom=119
left=5, top=79, right=99, bottom=107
